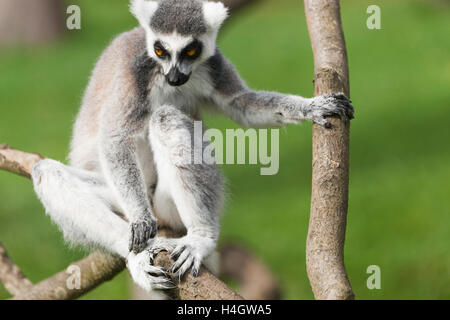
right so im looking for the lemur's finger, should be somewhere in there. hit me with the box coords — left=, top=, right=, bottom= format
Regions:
left=149, top=253, right=155, bottom=265
left=144, top=265, right=167, bottom=277
left=135, top=225, right=147, bottom=253
left=170, top=245, right=186, bottom=260
left=313, top=116, right=331, bottom=128
left=346, top=103, right=355, bottom=119
left=174, top=256, right=194, bottom=280
left=150, top=223, right=157, bottom=238
left=191, top=259, right=201, bottom=277
left=151, top=277, right=176, bottom=290
left=129, top=227, right=135, bottom=252
left=331, top=92, right=347, bottom=101
left=144, top=226, right=151, bottom=243
left=171, top=249, right=190, bottom=273
left=133, top=227, right=141, bottom=253
left=337, top=106, right=349, bottom=121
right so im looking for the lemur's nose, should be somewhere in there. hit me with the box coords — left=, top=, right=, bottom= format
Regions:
left=166, top=67, right=189, bottom=86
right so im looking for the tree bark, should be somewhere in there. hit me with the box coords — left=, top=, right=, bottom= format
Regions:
left=0, top=145, right=242, bottom=300
left=11, top=252, right=125, bottom=300
left=0, top=0, right=64, bottom=46
left=304, top=0, right=354, bottom=300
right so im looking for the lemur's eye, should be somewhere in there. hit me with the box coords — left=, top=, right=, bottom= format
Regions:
left=154, top=41, right=169, bottom=59
left=187, top=49, right=196, bottom=57
left=182, top=40, right=202, bottom=60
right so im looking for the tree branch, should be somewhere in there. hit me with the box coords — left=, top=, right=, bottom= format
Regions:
left=0, top=144, right=42, bottom=178
left=0, top=243, right=33, bottom=295
left=1, top=145, right=242, bottom=300
left=11, top=251, right=125, bottom=300
left=304, top=0, right=354, bottom=300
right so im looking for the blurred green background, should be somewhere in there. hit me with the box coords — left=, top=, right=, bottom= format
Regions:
left=1, top=0, right=450, bottom=299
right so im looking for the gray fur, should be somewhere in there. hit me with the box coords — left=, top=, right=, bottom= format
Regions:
left=206, top=49, right=246, bottom=96
left=150, top=0, right=207, bottom=36
left=150, top=106, right=223, bottom=222
left=131, top=52, right=157, bottom=105
left=206, top=50, right=353, bottom=128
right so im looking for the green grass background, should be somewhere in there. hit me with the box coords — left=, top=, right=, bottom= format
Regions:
left=1, top=0, right=449, bottom=299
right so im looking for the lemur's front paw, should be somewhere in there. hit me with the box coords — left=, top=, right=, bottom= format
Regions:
left=307, top=93, right=354, bottom=128
left=127, top=250, right=175, bottom=291
left=169, top=235, right=216, bottom=280
left=129, top=215, right=158, bottom=254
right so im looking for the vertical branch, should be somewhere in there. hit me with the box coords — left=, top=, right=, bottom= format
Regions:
left=304, top=0, right=354, bottom=300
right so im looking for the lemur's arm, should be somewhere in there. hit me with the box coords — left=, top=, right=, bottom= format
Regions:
left=98, top=55, right=157, bottom=254
left=206, top=49, right=353, bottom=128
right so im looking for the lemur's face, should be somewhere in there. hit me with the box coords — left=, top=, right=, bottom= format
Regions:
left=148, top=32, right=207, bottom=87
left=131, top=0, right=228, bottom=87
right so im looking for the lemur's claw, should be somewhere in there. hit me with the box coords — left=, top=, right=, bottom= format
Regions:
left=309, top=93, right=354, bottom=128
left=312, top=116, right=330, bottom=128
left=170, top=243, right=202, bottom=281
left=327, top=92, right=354, bottom=121
left=191, top=267, right=200, bottom=277
left=129, top=217, right=157, bottom=254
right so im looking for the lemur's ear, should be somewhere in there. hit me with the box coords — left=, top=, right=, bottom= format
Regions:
left=130, top=0, right=158, bottom=28
left=203, top=1, right=229, bottom=30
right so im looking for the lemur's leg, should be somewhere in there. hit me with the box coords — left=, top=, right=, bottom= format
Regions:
left=150, top=187, right=221, bottom=275
left=148, top=105, right=223, bottom=278
left=32, top=159, right=130, bottom=257
left=31, top=159, right=174, bottom=290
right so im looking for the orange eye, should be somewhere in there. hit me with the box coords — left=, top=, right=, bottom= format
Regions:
left=155, top=48, right=163, bottom=56
left=187, top=49, right=196, bottom=57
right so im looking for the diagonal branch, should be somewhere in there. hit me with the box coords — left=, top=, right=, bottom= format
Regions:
left=10, top=251, right=125, bottom=300
left=0, top=243, right=33, bottom=295
left=1, top=145, right=242, bottom=300
left=304, top=0, right=354, bottom=300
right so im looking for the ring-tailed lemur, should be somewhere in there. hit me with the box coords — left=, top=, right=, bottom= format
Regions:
left=32, top=0, right=353, bottom=291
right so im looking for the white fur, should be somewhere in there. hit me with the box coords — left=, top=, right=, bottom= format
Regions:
left=202, top=1, right=229, bottom=30
left=130, top=0, right=158, bottom=29
left=143, top=29, right=218, bottom=78
left=147, top=32, right=195, bottom=74
left=128, top=250, right=175, bottom=290
left=149, top=63, right=215, bottom=111
left=32, top=159, right=130, bottom=258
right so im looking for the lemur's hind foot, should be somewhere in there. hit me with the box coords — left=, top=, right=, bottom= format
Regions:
left=127, top=250, right=175, bottom=291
